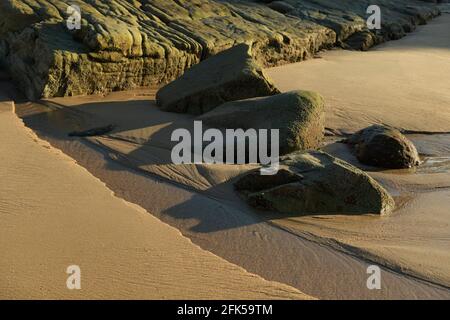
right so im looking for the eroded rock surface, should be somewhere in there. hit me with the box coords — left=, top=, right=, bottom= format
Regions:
left=235, top=151, right=395, bottom=216
left=199, top=90, right=325, bottom=154
left=0, top=0, right=441, bottom=99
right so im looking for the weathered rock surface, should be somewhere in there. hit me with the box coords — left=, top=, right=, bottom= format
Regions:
left=199, top=90, right=325, bottom=154
left=345, top=125, right=421, bottom=169
left=343, top=30, right=380, bottom=51
left=156, top=44, right=279, bottom=115
left=235, top=151, right=395, bottom=216
left=267, top=1, right=295, bottom=14
left=0, top=0, right=441, bottom=99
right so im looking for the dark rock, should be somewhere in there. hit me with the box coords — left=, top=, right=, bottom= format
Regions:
left=156, top=43, right=280, bottom=115
left=198, top=90, right=325, bottom=154
left=344, top=30, right=380, bottom=51
left=235, top=151, right=395, bottom=216
left=346, top=125, right=421, bottom=169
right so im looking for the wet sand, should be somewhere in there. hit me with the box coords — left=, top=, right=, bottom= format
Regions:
left=277, top=137, right=450, bottom=288
left=264, top=14, right=450, bottom=288
left=0, top=99, right=312, bottom=299
left=5, top=14, right=450, bottom=299
left=13, top=88, right=450, bottom=299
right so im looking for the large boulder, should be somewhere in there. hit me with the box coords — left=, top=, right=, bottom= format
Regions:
left=198, top=90, right=325, bottom=155
left=156, top=43, right=280, bottom=115
left=345, top=125, right=421, bottom=169
left=235, top=151, right=395, bottom=216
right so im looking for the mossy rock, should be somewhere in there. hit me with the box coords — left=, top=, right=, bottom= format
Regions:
left=156, top=43, right=280, bottom=115
left=235, top=151, right=395, bottom=216
left=199, top=90, right=325, bottom=155
left=346, top=125, right=421, bottom=169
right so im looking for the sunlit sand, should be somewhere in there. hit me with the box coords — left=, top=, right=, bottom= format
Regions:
left=3, top=14, right=450, bottom=300
left=0, top=99, right=311, bottom=299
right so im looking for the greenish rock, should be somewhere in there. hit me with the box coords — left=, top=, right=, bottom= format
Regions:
left=0, top=0, right=441, bottom=99
left=345, top=125, right=421, bottom=169
left=235, top=151, right=396, bottom=216
left=199, top=90, right=325, bottom=154
left=344, top=30, right=380, bottom=51
left=156, top=43, right=280, bottom=115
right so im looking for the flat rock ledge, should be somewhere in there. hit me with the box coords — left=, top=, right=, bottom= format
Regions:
left=235, top=151, right=396, bottom=216
left=0, top=0, right=441, bottom=100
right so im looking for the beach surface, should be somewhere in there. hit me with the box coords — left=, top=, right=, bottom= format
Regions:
left=267, top=13, right=450, bottom=134
left=4, top=14, right=450, bottom=299
left=266, top=13, right=450, bottom=288
left=0, top=98, right=311, bottom=299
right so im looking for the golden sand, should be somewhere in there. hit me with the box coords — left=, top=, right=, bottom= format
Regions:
left=0, top=100, right=311, bottom=299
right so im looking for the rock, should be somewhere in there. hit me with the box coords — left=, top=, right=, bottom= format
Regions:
left=0, top=69, right=11, bottom=81
left=198, top=90, right=325, bottom=154
left=235, top=151, right=395, bottom=216
left=0, top=0, right=440, bottom=99
left=345, top=125, right=421, bottom=169
left=267, top=1, right=295, bottom=14
left=344, top=30, right=380, bottom=51
left=0, top=0, right=335, bottom=100
left=156, top=43, right=280, bottom=115
left=384, top=23, right=406, bottom=40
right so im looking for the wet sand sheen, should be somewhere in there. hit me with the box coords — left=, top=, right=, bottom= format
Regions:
left=0, top=100, right=312, bottom=299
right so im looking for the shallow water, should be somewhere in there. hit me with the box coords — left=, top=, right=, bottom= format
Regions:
left=417, top=156, right=450, bottom=174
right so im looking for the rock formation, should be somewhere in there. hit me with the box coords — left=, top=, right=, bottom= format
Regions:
left=156, top=43, right=279, bottom=115
left=0, top=0, right=441, bottom=99
left=235, top=151, right=396, bottom=216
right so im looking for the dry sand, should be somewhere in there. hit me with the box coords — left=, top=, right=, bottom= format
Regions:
left=6, top=14, right=450, bottom=299
left=267, top=14, right=450, bottom=134
left=0, top=99, right=311, bottom=299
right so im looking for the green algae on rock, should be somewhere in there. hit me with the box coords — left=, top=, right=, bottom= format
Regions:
left=235, top=151, right=396, bottom=216
left=199, top=90, right=325, bottom=154
left=156, top=43, right=280, bottom=115
left=0, top=0, right=441, bottom=99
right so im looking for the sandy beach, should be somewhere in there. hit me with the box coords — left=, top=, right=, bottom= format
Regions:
left=267, top=13, right=450, bottom=134
left=6, top=14, right=449, bottom=300
left=0, top=98, right=312, bottom=299
left=1, top=2, right=449, bottom=301
left=266, top=13, right=450, bottom=288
